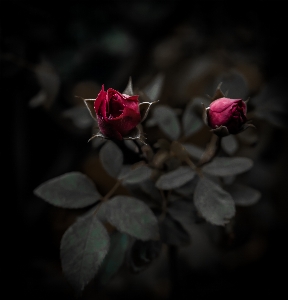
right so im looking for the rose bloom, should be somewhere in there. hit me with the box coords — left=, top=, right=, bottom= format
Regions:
left=94, top=85, right=141, bottom=140
left=207, top=97, right=247, bottom=134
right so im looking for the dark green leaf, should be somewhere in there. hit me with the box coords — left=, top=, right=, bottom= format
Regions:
left=164, top=156, right=182, bottom=172
left=99, top=141, right=123, bottom=178
left=202, top=157, right=253, bottom=177
left=225, top=183, right=261, bottom=206
left=212, top=70, right=249, bottom=100
left=182, top=143, right=204, bottom=161
left=34, top=172, right=102, bottom=208
left=124, top=140, right=139, bottom=153
left=153, top=104, right=181, bottom=140
left=140, top=179, right=163, bottom=204
left=142, top=73, right=164, bottom=102
left=221, top=135, right=239, bottom=155
left=60, top=213, right=110, bottom=292
left=92, top=137, right=107, bottom=149
left=63, top=106, right=94, bottom=129
left=168, top=199, right=196, bottom=230
left=99, top=196, right=159, bottom=241
left=174, top=179, right=196, bottom=197
left=119, top=165, right=152, bottom=184
left=182, top=101, right=203, bottom=137
left=237, top=128, right=259, bottom=146
left=156, top=166, right=195, bottom=190
left=222, top=175, right=236, bottom=185
left=194, top=177, right=235, bottom=226
left=97, top=231, right=129, bottom=285
left=170, top=141, right=190, bottom=162
left=159, top=213, right=191, bottom=246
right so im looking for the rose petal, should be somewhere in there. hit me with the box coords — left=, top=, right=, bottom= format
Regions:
left=94, top=85, right=107, bottom=115
left=107, top=106, right=141, bottom=136
left=210, top=98, right=242, bottom=113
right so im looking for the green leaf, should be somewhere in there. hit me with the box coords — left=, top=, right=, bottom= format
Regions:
left=60, top=213, right=110, bottom=292
left=194, top=177, right=235, bottom=226
left=212, top=70, right=249, bottom=100
left=99, top=141, right=123, bottom=178
left=182, top=143, right=204, bottom=161
left=119, top=165, right=152, bottom=184
left=142, top=73, right=164, bottom=102
left=221, top=135, right=239, bottom=155
left=168, top=198, right=196, bottom=230
left=159, top=213, right=191, bottom=246
left=182, top=101, right=203, bottom=137
left=99, top=196, right=159, bottom=241
left=202, top=157, right=253, bottom=177
left=63, top=106, right=94, bottom=129
left=225, top=183, right=261, bottom=206
left=140, top=179, right=162, bottom=203
left=174, top=179, right=196, bottom=197
left=34, top=172, right=102, bottom=208
left=152, top=104, right=181, bottom=140
left=170, top=141, right=190, bottom=162
left=237, top=128, right=259, bottom=146
left=156, top=166, right=196, bottom=190
left=97, top=231, right=129, bottom=285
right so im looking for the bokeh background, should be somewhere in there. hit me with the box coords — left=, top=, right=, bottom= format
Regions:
left=2, top=1, right=288, bottom=299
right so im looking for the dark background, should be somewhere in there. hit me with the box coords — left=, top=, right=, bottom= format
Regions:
left=2, top=1, right=288, bottom=299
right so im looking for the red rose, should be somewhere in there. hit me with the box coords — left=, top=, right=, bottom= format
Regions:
left=207, top=97, right=247, bottom=134
left=94, top=85, right=141, bottom=140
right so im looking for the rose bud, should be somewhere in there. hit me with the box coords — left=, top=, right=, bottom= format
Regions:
left=203, top=97, right=251, bottom=136
left=83, top=78, right=158, bottom=143
left=93, top=85, right=141, bottom=140
left=90, top=85, right=141, bottom=140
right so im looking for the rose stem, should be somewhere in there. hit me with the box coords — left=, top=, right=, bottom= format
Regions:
left=93, top=180, right=121, bottom=215
left=197, top=134, right=221, bottom=167
left=132, top=139, right=149, bottom=163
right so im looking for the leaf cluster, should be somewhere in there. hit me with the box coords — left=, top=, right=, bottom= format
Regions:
left=33, top=80, right=261, bottom=293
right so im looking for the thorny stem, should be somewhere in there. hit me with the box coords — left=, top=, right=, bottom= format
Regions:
left=197, top=134, right=221, bottom=167
left=185, top=156, right=203, bottom=178
left=132, top=139, right=143, bottom=154
left=93, top=180, right=122, bottom=215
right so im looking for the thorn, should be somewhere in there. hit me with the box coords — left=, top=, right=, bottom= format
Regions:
left=216, top=82, right=223, bottom=90
left=244, top=97, right=250, bottom=104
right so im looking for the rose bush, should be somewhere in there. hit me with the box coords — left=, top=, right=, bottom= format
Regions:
left=93, top=85, right=141, bottom=140
left=206, top=97, right=247, bottom=135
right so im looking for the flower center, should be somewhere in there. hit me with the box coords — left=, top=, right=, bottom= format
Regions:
left=108, top=94, right=124, bottom=118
